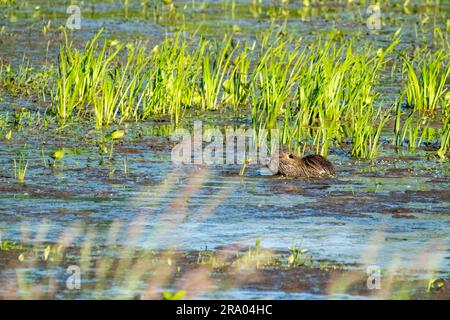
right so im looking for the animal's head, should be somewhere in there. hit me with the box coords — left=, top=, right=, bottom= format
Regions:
left=278, top=152, right=300, bottom=175
left=268, top=151, right=298, bottom=175
left=279, top=151, right=297, bottom=162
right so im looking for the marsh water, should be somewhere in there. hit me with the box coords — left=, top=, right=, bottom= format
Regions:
left=0, top=0, right=449, bottom=299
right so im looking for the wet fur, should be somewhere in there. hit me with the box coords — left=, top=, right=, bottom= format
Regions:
left=273, top=152, right=335, bottom=178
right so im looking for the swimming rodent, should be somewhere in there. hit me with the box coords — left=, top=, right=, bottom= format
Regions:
left=269, top=151, right=335, bottom=178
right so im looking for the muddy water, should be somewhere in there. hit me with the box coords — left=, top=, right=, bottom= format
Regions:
left=1, top=0, right=450, bottom=299
left=0, top=121, right=449, bottom=298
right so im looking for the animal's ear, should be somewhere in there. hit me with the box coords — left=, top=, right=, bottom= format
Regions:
left=289, top=154, right=294, bottom=159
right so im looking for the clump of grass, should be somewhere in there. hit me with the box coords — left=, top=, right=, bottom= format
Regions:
left=13, top=153, right=28, bottom=183
left=251, top=35, right=398, bottom=159
left=0, top=239, right=23, bottom=251
left=287, top=242, right=311, bottom=267
left=232, top=238, right=279, bottom=269
left=0, top=61, right=53, bottom=99
left=54, top=28, right=122, bottom=124
left=200, top=37, right=236, bottom=110
left=250, top=35, right=305, bottom=131
left=351, top=105, right=391, bottom=159
left=142, top=34, right=203, bottom=124
left=0, top=113, right=11, bottom=137
left=94, top=43, right=151, bottom=127
left=12, top=108, right=38, bottom=129
left=222, top=45, right=253, bottom=111
left=55, top=29, right=205, bottom=126
left=437, top=117, right=450, bottom=160
left=402, top=50, right=450, bottom=115
left=395, top=111, right=432, bottom=151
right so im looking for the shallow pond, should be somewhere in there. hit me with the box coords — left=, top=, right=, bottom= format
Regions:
left=0, top=0, right=449, bottom=299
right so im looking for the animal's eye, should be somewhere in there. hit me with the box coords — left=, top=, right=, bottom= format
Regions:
left=289, top=154, right=294, bottom=159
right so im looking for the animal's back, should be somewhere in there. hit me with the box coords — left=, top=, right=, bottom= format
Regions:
left=301, top=154, right=335, bottom=177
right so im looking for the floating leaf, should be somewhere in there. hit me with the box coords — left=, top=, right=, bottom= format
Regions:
left=52, top=150, right=65, bottom=160
left=108, top=130, right=125, bottom=140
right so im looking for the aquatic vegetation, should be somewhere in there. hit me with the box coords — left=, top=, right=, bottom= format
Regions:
left=142, top=34, right=204, bottom=124
left=250, top=35, right=398, bottom=159
left=55, top=30, right=204, bottom=126
left=106, top=129, right=125, bottom=161
left=0, top=113, right=10, bottom=136
left=427, top=278, right=445, bottom=293
left=1, top=0, right=450, bottom=303
left=394, top=97, right=449, bottom=157
left=4, top=27, right=444, bottom=162
left=55, top=29, right=123, bottom=124
left=287, top=242, right=311, bottom=268
left=0, top=62, right=53, bottom=99
left=108, top=129, right=125, bottom=140
left=350, top=105, right=391, bottom=159
left=402, top=50, right=450, bottom=115
left=0, top=25, right=447, bottom=198
left=200, top=37, right=236, bottom=110
left=13, top=153, right=28, bottom=183
left=0, top=240, right=23, bottom=251
left=13, top=108, right=34, bottom=127
left=94, top=44, right=151, bottom=126
left=233, top=238, right=279, bottom=269
left=0, top=0, right=16, bottom=5
left=222, top=46, right=253, bottom=111
left=250, top=35, right=305, bottom=131
left=3, top=24, right=445, bottom=162
left=437, top=117, right=450, bottom=160
left=395, top=111, right=432, bottom=151
left=50, top=149, right=65, bottom=167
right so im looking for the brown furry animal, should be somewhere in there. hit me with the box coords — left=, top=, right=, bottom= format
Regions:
left=269, top=152, right=335, bottom=178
